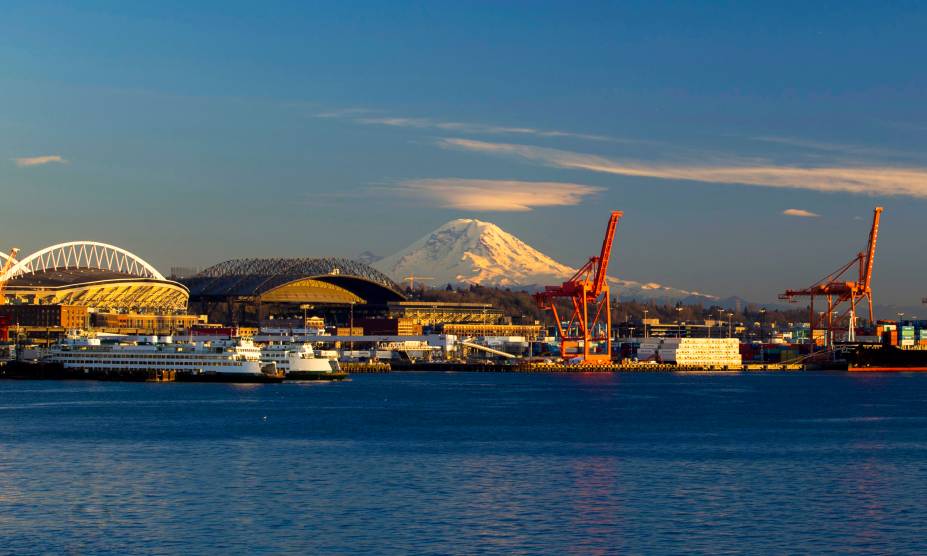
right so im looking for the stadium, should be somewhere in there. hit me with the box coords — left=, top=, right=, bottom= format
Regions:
left=1, top=241, right=189, bottom=313
left=181, top=258, right=406, bottom=326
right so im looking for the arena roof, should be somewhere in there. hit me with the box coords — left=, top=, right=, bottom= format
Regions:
left=182, top=258, right=405, bottom=305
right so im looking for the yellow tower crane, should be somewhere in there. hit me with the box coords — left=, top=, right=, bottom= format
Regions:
left=0, top=247, right=20, bottom=305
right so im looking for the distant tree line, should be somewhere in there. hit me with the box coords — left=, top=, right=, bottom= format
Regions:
left=412, top=284, right=810, bottom=326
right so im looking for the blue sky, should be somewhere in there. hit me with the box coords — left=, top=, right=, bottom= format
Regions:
left=2, top=1, right=927, bottom=305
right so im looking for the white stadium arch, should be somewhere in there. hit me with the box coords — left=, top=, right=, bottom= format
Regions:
left=1, top=241, right=165, bottom=281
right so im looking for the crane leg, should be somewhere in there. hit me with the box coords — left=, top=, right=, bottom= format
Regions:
left=810, top=296, right=815, bottom=348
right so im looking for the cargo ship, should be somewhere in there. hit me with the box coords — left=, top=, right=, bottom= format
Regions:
left=841, top=321, right=927, bottom=371
left=846, top=344, right=927, bottom=372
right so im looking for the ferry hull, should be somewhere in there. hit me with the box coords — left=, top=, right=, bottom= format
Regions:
left=0, top=361, right=281, bottom=383
left=286, top=370, right=348, bottom=381
left=175, top=372, right=283, bottom=383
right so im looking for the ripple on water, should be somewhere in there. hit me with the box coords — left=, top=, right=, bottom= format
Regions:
left=1, top=373, right=927, bottom=554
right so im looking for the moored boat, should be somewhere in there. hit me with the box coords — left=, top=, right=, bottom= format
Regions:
left=260, top=341, right=347, bottom=380
left=37, top=336, right=282, bottom=383
left=847, top=344, right=927, bottom=372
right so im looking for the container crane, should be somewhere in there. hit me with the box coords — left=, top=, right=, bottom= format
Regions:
left=779, top=207, right=883, bottom=345
left=0, top=247, right=20, bottom=305
left=535, top=211, right=622, bottom=364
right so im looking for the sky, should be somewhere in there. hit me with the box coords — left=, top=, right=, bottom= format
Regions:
left=2, top=1, right=927, bottom=305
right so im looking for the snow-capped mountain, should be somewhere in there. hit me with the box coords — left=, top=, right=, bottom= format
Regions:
left=354, top=250, right=382, bottom=265
left=372, top=219, right=717, bottom=301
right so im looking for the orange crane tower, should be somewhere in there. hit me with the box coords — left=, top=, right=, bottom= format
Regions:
left=0, top=247, right=20, bottom=305
left=779, top=207, right=883, bottom=345
left=535, top=211, right=622, bottom=364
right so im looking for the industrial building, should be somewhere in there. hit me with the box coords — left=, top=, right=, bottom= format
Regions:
left=90, top=313, right=205, bottom=335
left=0, top=304, right=88, bottom=329
left=441, top=323, right=545, bottom=341
left=386, top=301, right=503, bottom=325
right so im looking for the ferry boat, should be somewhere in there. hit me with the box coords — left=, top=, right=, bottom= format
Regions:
left=44, top=336, right=282, bottom=382
left=260, top=341, right=346, bottom=380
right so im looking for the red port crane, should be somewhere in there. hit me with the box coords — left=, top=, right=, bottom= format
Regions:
left=779, top=207, right=883, bottom=345
left=535, top=211, right=622, bottom=364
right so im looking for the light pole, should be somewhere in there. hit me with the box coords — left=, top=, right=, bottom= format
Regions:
left=818, top=311, right=827, bottom=348
left=759, top=308, right=767, bottom=342
left=831, top=310, right=839, bottom=348
left=300, top=303, right=313, bottom=336
left=643, top=309, right=649, bottom=339
left=675, top=306, right=683, bottom=338
left=349, top=301, right=355, bottom=353
left=727, top=312, right=733, bottom=338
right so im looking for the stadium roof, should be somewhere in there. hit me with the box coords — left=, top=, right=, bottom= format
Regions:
left=182, top=257, right=405, bottom=304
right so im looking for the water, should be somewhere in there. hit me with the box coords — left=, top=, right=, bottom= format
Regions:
left=2, top=372, right=927, bottom=555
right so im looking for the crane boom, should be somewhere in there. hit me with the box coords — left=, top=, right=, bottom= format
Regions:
left=0, top=247, right=21, bottom=305
left=592, top=211, right=622, bottom=296
left=862, top=207, right=882, bottom=291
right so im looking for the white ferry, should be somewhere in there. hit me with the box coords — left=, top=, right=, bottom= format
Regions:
left=46, top=336, right=280, bottom=381
left=260, top=341, right=345, bottom=380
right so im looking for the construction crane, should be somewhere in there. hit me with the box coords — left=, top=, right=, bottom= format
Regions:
left=535, top=211, right=622, bottom=364
left=402, top=274, right=435, bottom=291
left=0, top=247, right=20, bottom=305
left=779, top=207, right=883, bottom=346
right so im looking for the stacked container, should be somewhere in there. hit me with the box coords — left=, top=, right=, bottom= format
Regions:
left=901, top=325, right=916, bottom=347
left=637, top=338, right=742, bottom=366
left=917, top=329, right=927, bottom=346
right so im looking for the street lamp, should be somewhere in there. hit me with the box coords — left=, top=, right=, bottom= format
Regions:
left=349, top=301, right=356, bottom=353
left=299, top=304, right=314, bottom=336
left=824, top=311, right=830, bottom=348
left=675, top=306, right=683, bottom=338
left=643, top=309, right=649, bottom=338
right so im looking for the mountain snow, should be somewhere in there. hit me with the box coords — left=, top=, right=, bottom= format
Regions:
left=372, top=219, right=717, bottom=301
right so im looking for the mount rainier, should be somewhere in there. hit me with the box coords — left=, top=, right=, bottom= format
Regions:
left=372, top=219, right=717, bottom=302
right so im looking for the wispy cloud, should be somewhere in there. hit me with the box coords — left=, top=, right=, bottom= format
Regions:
left=750, top=135, right=918, bottom=161
left=439, top=138, right=927, bottom=198
left=317, top=108, right=616, bottom=142
left=14, top=155, right=67, bottom=167
left=385, top=178, right=603, bottom=212
left=782, top=209, right=820, bottom=218
left=314, top=107, right=373, bottom=119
